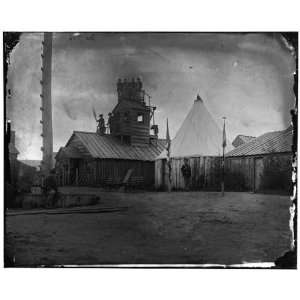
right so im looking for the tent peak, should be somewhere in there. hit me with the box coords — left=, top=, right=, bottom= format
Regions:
left=195, top=94, right=203, bottom=102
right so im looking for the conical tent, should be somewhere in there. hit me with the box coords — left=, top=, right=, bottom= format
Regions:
left=157, top=96, right=232, bottom=159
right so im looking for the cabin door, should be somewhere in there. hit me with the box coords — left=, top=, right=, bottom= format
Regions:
left=69, top=159, right=80, bottom=185
left=254, top=158, right=264, bottom=192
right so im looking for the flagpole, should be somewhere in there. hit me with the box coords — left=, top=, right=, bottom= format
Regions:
left=166, top=118, right=172, bottom=192
left=221, top=117, right=226, bottom=197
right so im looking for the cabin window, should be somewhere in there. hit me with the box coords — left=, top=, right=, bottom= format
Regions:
left=124, top=111, right=130, bottom=122
left=137, top=113, right=144, bottom=123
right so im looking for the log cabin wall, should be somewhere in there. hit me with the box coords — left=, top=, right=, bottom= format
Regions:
left=155, top=153, right=292, bottom=193
left=67, top=135, right=91, bottom=157
left=94, top=159, right=154, bottom=187
left=57, top=157, right=155, bottom=187
left=110, top=78, right=154, bottom=147
left=111, top=102, right=151, bottom=146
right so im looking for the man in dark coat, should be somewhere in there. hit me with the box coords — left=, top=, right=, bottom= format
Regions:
left=107, top=112, right=113, bottom=134
left=44, top=169, right=58, bottom=208
left=181, top=158, right=191, bottom=191
left=97, top=114, right=106, bottom=134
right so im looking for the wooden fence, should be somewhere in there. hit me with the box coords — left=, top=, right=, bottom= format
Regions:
left=155, top=153, right=292, bottom=193
left=155, top=156, right=222, bottom=191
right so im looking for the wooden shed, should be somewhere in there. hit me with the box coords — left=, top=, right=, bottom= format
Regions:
left=55, top=131, right=166, bottom=188
left=225, top=126, right=293, bottom=193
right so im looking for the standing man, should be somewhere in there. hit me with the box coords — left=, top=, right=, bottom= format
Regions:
left=107, top=112, right=113, bottom=134
left=97, top=114, right=106, bottom=135
left=181, top=158, right=191, bottom=191
left=165, top=118, right=172, bottom=192
left=221, top=117, right=227, bottom=196
left=44, top=169, right=58, bottom=208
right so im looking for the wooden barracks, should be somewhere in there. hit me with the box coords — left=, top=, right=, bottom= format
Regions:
left=55, top=78, right=166, bottom=188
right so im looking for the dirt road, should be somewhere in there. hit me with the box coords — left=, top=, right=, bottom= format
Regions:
left=5, top=192, right=291, bottom=266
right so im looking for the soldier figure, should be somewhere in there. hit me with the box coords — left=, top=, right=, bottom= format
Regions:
left=151, top=124, right=159, bottom=136
left=97, top=114, right=106, bottom=135
left=107, top=112, right=113, bottom=134
left=181, top=158, right=191, bottom=191
left=43, top=169, right=58, bottom=208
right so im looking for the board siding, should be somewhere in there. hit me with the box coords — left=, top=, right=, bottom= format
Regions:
left=155, top=153, right=292, bottom=193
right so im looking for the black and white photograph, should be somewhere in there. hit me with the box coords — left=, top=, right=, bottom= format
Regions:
left=3, top=31, right=297, bottom=268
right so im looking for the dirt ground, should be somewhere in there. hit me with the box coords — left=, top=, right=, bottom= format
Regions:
left=5, top=191, right=291, bottom=266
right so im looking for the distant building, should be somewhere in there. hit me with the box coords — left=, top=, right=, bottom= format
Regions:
left=9, top=131, right=19, bottom=161
left=55, top=79, right=165, bottom=188
left=20, top=160, right=41, bottom=170
left=232, top=134, right=256, bottom=148
left=226, top=126, right=293, bottom=193
left=8, top=131, right=38, bottom=196
left=9, top=131, right=19, bottom=186
left=17, top=161, right=38, bottom=193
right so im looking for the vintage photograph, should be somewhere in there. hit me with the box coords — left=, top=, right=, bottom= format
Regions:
left=3, top=32, right=297, bottom=267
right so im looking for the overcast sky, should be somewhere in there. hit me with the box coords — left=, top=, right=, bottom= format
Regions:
left=6, top=32, right=295, bottom=160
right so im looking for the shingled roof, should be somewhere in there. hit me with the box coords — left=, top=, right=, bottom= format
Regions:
left=64, top=131, right=166, bottom=161
left=232, top=135, right=256, bottom=148
left=55, top=146, right=83, bottom=159
left=226, top=126, right=293, bottom=157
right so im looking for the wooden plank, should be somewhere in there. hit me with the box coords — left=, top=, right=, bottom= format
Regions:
left=176, top=159, right=179, bottom=189
left=172, top=159, right=176, bottom=189
left=173, top=158, right=177, bottom=189
left=170, top=159, right=174, bottom=189
left=159, top=160, right=162, bottom=189
left=178, top=159, right=182, bottom=189
left=180, top=158, right=184, bottom=189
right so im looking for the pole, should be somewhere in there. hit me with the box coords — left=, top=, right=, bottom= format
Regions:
left=166, top=118, right=172, bottom=192
left=221, top=142, right=225, bottom=197
left=221, top=117, right=226, bottom=197
left=167, top=161, right=172, bottom=192
left=76, top=168, right=79, bottom=186
left=40, top=32, right=53, bottom=175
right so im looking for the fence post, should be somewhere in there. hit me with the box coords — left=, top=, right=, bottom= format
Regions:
left=76, top=168, right=79, bottom=186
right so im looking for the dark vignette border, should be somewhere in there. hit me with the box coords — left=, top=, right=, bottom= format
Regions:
left=274, top=33, right=298, bottom=269
left=3, top=32, right=298, bottom=268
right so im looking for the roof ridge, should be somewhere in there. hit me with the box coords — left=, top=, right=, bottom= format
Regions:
left=74, top=130, right=97, bottom=134
left=234, top=131, right=282, bottom=155
left=227, top=127, right=291, bottom=157
left=237, top=134, right=256, bottom=138
left=69, top=131, right=165, bottom=160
